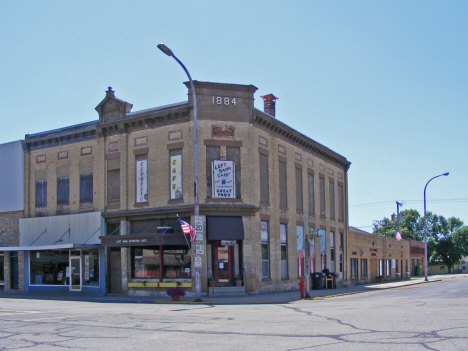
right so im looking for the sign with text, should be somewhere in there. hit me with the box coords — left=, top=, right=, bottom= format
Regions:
left=195, top=216, right=204, bottom=241
left=169, top=153, right=182, bottom=200
left=196, top=245, right=204, bottom=255
left=212, top=160, right=235, bottom=198
left=194, top=256, right=202, bottom=267
left=136, top=158, right=148, bottom=203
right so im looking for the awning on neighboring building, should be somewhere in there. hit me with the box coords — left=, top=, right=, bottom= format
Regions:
left=0, top=244, right=100, bottom=252
left=206, top=217, right=244, bottom=240
left=99, top=233, right=188, bottom=247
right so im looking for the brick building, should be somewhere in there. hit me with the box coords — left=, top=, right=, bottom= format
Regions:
left=347, top=227, right=411, bottom=283
left=0, top=140, right=24, bottom=292
left=1, top=81, right=351, bottom=296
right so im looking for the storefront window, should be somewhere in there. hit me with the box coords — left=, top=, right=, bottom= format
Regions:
left=82, top=250, right=99, bottom=286
left=163, top=246, right=191, bottom=279
left=30, top=251, right=69, bottom=285
left=132, top=246, right=191, bottom=279
left=133, top=247, right=161, bottom=278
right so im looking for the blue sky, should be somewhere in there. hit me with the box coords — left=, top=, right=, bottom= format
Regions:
left=1, top=1, right=467, bottom=230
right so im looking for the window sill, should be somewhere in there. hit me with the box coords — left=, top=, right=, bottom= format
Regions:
left=205, top=198, right=243, bottom=203
left=261, top=277, right=272, bottom=282
left=281, top=277, right=290, bottom=281
left=167, top=199, right=184, bottom=205
left=106, top=200, right=120, bottom=210
left=260, top=201, right=270, bottom=207
left=79, top=202, right=93, bottom=210
left=134, top=202, right=149, bottom=208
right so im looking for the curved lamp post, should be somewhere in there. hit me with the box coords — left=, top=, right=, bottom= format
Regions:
left=423, top=172, right=449, bottom=282
left=157, top=44, right=201, bottom=301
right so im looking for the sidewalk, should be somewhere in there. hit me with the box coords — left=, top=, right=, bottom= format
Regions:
left=1, top=275, right=463, bottom=305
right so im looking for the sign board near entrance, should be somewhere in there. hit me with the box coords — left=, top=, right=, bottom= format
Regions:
left=195, top=215, right=204, bottom=241
left=194, top=256, right=202, bottom=267
left=196, top=245, right=204, bottom=255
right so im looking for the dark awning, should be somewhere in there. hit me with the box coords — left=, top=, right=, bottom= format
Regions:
left=99, top=233, right=188, bottom=247
left=206, top=217, right=244, bottom=240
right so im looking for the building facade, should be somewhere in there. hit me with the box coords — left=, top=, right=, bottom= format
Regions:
left=347, top=227, right=411, bottom=283
left=0, top=140, right=24, bottom=292
left=2, top=81, right=351, bottom=296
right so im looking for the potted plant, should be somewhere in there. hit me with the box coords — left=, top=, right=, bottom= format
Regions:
left=166, top=286, right=186, bottom=301
left=235, top=272, right=242, bottom=286
left=208, top=274, right=216, bottom=287
left=377, top=275, right=384, bottom=283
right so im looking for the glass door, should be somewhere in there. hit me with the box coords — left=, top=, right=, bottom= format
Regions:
left=70, top=256, right=81, bottom=291
left=214, top=241, right=232, bottom=286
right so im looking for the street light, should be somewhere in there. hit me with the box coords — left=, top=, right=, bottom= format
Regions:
left=157, top=43, right=201, bottom=301
left=423, top=172, right=449, bottom=282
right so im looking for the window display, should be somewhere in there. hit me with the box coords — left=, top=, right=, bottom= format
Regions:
left=30, top=251, right=69, bottom=285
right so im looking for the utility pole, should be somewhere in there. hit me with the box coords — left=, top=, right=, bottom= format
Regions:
left=304, top=212, right=310, bottom=298
left=396, top=201, right=403, bottom=234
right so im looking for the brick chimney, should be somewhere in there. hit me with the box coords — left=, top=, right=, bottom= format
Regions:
left=260, top=94, right=278, bottom=118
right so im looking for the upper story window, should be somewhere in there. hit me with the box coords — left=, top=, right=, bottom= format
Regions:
left=319, top=177, right=325, bottom=217
left=206, top=146, right=241, bottom=199
left=79, top=162, right=93, bottom=208
left=338, top=184, right=344, bottom=221
left=329, top=181, right=335, bottom=219
left=57, top=177, right=70, bottom=205
left=259, top=153, right=269, bottom=204
left=308, top=173, right=315, bottom=215
left=169, top=149, right=183, bottom=200
left=135, top=155, right=148, bottom=204
left=35, top=180, right=47, bottom=207
left=80, top=174, right=93, bottom=204
left=295, top=168, right=303, bottom=211
left=279, top=161, right=287, bottom=208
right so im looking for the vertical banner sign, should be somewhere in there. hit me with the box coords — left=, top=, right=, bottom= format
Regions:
left=297, top=226, right=304, bottom=277
left=320, top=230, right=326, bottom=271
left=136, top=158, right=148, bottom=203
left=170, top=154, right=182, bottom=200
left=212, top=160, right=235, bottom=198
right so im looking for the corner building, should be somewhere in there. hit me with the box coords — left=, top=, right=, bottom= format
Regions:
left=19, top=81, right=351, bottom=296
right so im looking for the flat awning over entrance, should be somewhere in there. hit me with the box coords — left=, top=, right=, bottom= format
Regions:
left=99, top=233, right=189, bottom=247
left=206, top=216, right=244, bottom=240
left=0, top=244, right=100, bottom=252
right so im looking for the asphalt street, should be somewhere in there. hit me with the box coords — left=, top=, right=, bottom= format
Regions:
left=0, top=275, right=467, bottom=350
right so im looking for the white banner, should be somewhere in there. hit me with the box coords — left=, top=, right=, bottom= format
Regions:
left=170, top=154, right=182, bottom=199
left=136, top=158, right=148, bottom=203
left=212, top=160, right=235, bottom=198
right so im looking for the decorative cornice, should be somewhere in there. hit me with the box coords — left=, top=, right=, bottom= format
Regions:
left=96, top=105, right=190, bottom=137
left=252, top=110, right=351, bottom=170
left=184, top=80, right=258, bottom=93
left=23, top=122, right=98, bottom=152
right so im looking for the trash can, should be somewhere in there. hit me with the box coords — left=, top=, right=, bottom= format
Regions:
left=415, top=265, right=422, bottom=276
left=311, top=272, right=324, bottom=290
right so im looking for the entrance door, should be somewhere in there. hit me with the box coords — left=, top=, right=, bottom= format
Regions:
left=109, top=248, right=122, bottom=294
left=70, top=257, right=81, bottom=291
left=214, top=241, right=232, bottom=286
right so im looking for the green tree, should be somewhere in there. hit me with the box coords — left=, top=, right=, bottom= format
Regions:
left=373, top=209, right=423, bottom=240
left=373, top=210, right=466, bottom=273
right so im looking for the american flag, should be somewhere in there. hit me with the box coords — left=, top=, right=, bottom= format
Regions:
left=395, top=231, right=402, bottom=241
left=180, top=220, right=196, bottom=242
